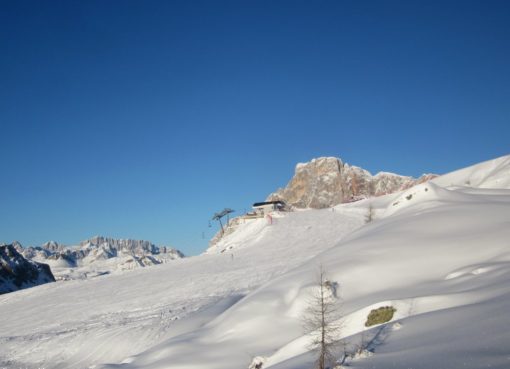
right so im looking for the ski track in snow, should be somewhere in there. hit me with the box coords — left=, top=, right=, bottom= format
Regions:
left=0, top=209, right=363, bottom=369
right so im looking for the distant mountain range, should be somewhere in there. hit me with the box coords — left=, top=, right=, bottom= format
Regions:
left=8, top=237, right=184, bottom=283
left=267, top=157, right=436, bottom=208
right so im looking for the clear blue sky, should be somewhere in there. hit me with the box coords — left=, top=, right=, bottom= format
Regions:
left=1, top=1, right=509, bottom=255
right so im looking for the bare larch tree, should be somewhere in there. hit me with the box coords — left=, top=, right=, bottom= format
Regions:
left=365, top=203, right=374, bottom=223
left=303, top=265, right=342, bottom=369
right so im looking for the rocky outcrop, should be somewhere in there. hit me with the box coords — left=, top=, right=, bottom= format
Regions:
left=268, top=157, right=436, bottom=208
left=0, top=244, right=55, bottom=294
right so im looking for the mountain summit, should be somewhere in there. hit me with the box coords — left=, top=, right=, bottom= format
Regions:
left=267, top=157, right=435, bottom=208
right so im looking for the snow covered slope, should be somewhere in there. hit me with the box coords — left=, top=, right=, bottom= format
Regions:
left=432, top=154, right=510, bottom=189
left=97, top=155, right=510, bottom=369
left=0, top=205, right=363, bottom=369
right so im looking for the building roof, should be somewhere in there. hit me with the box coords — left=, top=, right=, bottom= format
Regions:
left=252, top=201, right=287, bottom=207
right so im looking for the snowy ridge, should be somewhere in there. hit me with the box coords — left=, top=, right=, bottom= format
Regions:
left=432, top=154, right=510, bottom=189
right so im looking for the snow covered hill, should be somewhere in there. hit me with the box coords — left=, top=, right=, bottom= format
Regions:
left=0, top=155, right=509, bottom=369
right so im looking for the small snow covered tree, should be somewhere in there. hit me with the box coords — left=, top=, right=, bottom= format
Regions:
left=365, top=203, right=374, bottom=223
left=303, top=265, right=342, bottom=369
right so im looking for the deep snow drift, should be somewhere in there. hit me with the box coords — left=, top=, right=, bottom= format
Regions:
left=1, top=155, right=509, bottom=369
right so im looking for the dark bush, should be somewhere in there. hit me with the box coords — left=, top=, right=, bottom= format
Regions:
left=365, top=306, right=396, bottom=327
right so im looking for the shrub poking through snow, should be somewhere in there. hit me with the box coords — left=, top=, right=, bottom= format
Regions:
left=364, top=306, right=396, bottom=327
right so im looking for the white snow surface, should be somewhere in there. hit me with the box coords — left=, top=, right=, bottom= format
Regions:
left=0, top=205, right=363, bottom=369
left=1, top=155, right=510, bottom=369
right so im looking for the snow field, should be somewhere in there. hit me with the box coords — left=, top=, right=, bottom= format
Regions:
left=101, top=155, right=510, bottom=369
left=0, top=206, right=364, bottom=369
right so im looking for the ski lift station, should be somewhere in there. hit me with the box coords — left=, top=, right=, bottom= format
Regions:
left=252, top=200, right=287, bottom=216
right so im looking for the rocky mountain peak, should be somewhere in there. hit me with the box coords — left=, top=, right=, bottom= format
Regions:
left=42, top=240, right=64, bottom=252
left=267, top=157, right=437, bottom=208
left=78, top=236, right=183, bottom=258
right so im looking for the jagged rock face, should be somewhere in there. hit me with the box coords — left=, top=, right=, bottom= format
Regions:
left=273, top=157, right=347, bottom=208
left=12, top=241, right=24, bottom=253
left=42, top=240, right=64, bottom=252
left=8, top=237, right=184, bottom=282
left=19, top=246, right=52, bottom=260
left=21, top=237, right=184, bottom=267
left=80, top=236, right=165, bottom=257
left=0, top=244, right=55, bottom=294
left=268, top=157, right=436, bottom=209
